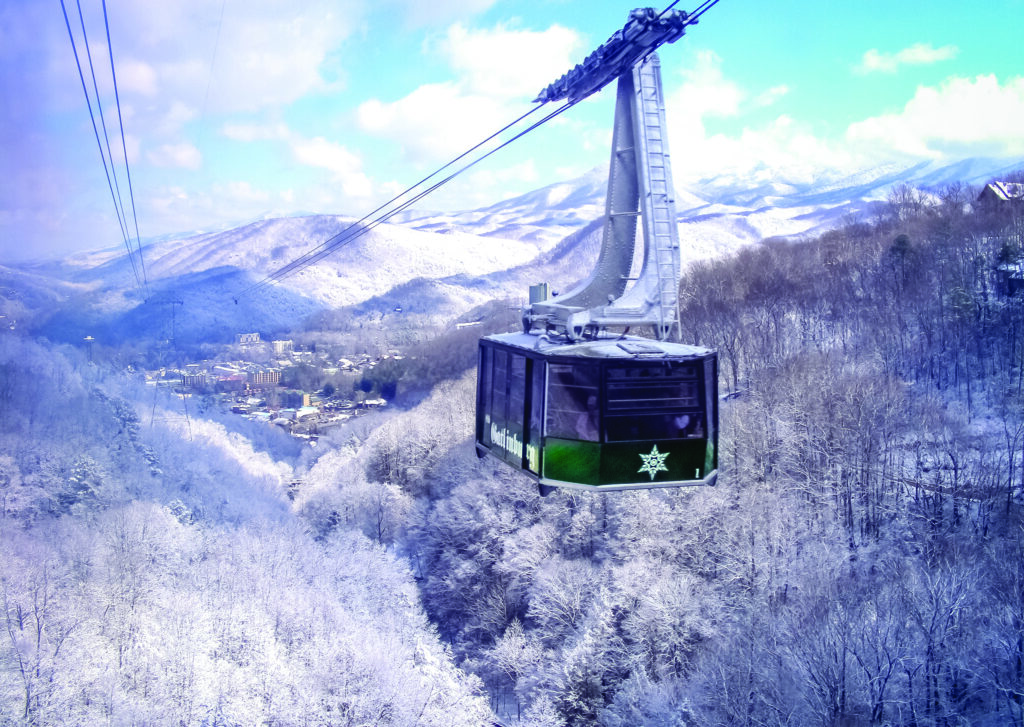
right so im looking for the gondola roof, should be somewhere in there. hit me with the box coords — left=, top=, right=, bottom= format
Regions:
left=483, top=331, right=713, bottom=360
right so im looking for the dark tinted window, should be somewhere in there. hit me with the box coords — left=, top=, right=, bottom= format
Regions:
left=491, top=348, right=508, bottom=431
left=510, top=354, right=526, bottom=423
left=526, top=359, right=544, bottom=472
left=607, top=364, right=698, bottom=410
left=546, top=362, right=600, bottom=441
left=605, top=362, right=704, bottom=442
left=605, top=411, right=704, bottom=442
left=479, top=346, right=492, bottom=445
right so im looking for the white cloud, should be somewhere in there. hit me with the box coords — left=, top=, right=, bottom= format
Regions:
left=856, top=43, right=959, bottom=74
left=221, top=122, right=373, bottom=199
left=664, top=50, right=812, bottom=180
left=291, top=137, right=372, bottom=198
left=754, top=85, right=790, bottom=108
left=467, top=158, right=539, bottom=191
left=110, top=0, right=359, bottom=114
left=846, top=74, right=1024, bottom=158
left=151, top=101, right=198, bottom=137
left=678, top=115, right=858, bottom=185
left=147, top=142, right=202, bottom=169
left=356, top=20, right=585, bottom=165
left=221, top=122, right=290, bottom=143
left=664, top=53, right=1024, bottom=184
left=144, top=179, right=305, bottom=238
left=145, top=181, right=296, bottom=234
left=221, top=181, right=271, bottom=204
left=665, top=50, right=745, bottom=143
left=441, top=22, right=585, bottom=99
left=376, top=0, right=498, bottom=29
left=405, top=158, right=542, bottom=211
left=358, top=82, right=512, bottom=162
left=147, top=185, right=191, bottom=220
left=117, top=59, right=158, bottom=96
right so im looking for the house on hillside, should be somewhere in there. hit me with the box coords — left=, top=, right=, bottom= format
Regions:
left=997, top=261, right=1024, bottom=296
left=981, top=182, right=1024, bottom=296
left=979, top=181, right=1024, bottom=204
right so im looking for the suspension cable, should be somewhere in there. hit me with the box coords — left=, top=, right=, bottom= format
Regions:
left=103, top=0, right=148, bottom=290
left=657, top=0, right=682, bottom=16
left=683, top=0, right=721, bottom=24
left=75, top=0, right=138, bottom=281
left=60, top=0, right=143, bottom=289
left=252, top=100, right=578, bottom=290
left=235, top=102, right=550, bottom=299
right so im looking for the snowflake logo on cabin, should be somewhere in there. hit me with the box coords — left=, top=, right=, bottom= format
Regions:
left=638, top=445, right=669, bottom=480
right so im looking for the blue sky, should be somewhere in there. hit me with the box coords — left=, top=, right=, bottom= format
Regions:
left=2, top=0, right=1023, bottom=262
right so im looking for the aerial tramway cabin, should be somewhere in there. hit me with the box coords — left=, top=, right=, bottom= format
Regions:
left=476, top=333, right=717, bottom=492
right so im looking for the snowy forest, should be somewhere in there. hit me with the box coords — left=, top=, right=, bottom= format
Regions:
left=3, top=178, right=1024, bottom=726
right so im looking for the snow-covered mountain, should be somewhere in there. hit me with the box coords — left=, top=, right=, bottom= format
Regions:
left=6, top=156, right=1021, bottom=345
left=407, top=155, right=1023, bottom=261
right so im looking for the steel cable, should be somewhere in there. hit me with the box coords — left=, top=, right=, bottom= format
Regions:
left=247, top=99, right=578, bottom=291
left=102, top=0, right=148, bottom=290
left=235, top=102, right=552, bottom=299
left=60, top=0, right=143, bottom=289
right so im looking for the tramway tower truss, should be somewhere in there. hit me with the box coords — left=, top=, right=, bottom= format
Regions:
left=526, top=10, right=687, bottom=342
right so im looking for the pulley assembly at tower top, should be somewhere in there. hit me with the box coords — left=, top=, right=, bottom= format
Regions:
left=535, top=7, right=690, bottom=104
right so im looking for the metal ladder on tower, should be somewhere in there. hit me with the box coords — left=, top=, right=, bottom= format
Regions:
left=633, top=54, right=681, bottom=340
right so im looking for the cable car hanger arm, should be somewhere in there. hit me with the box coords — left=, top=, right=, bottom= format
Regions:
left=526, top=2, right=725, bottom=343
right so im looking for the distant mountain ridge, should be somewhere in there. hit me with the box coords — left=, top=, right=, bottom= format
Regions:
left=4, top=155, right=1020, bottom=345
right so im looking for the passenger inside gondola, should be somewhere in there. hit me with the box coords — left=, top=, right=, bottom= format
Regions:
left=575, top=395, right=599, bottom=440
left=672, top=413, right=691, bottom=436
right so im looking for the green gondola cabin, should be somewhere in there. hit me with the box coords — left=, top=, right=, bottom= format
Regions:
left=476, top=333, right=717, bottom=492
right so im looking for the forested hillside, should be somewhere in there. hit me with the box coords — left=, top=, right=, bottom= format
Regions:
left=2, top=176, right=1024, bottom=726
left=0, top=341, right=492, bottom=724
left=345, top=179, right=1024, bottom=726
